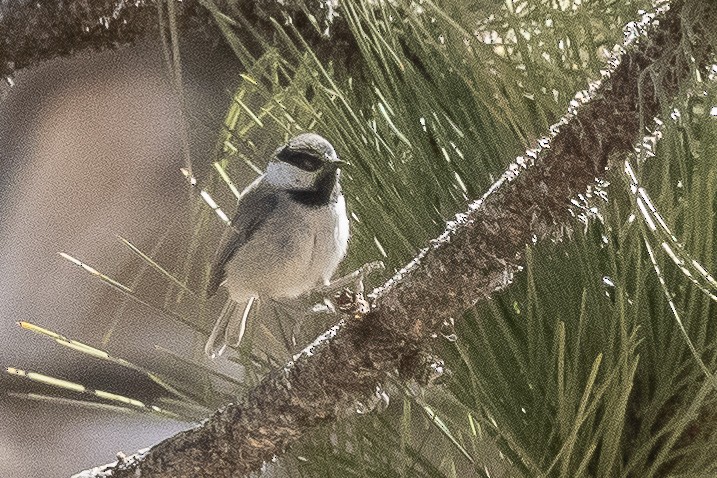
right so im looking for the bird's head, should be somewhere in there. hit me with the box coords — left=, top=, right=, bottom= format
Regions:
left=265, top=133, right=346, bottom=192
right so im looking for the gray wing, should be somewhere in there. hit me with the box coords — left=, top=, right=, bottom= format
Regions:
left=206, top=178, right=278, bottom=298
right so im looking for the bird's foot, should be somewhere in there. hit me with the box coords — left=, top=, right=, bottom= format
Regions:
left=335, top=287, right=370, bottom=318
left=309, top=260, right=384, bottom=317
left=313, top=260, right=384, bottom=298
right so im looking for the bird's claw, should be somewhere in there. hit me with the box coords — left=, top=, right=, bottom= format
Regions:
left=307, top=260, right=384, bottom=318
left=336, top=288, right=370, bottom=317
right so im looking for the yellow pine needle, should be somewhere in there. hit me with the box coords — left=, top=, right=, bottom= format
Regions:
left=8, top=392, right=137, bottom=414
left=7, top=367, right=85, bottom=392
left=237, top=154, right=264, bottom=176
left=58, top=252, right=132, bottom=293
left=180, top=166, right=198, bottom=186
left=57, top=253, right=199, bottom=331
left=6, top=367, right=182, bottom=420
left=94, top=390, right=145, bottom=408
left=156, top=396, right=213, bottom=417
left=17, top=321, right=199, bottom=405
left=420, top=403, right=475, bottom=464
left=180, top=168, right=231, bottom=225
left=234, top=97, right=265, bottom=127
left=213, top=162, right=242, bottom=200
left=116, top=235, right=198, bottom=296
left=19, top=321, right=109, bottom=360
left=223, top=140, right=238, bottom=155
left=224, top=99, right=242, bottom=133
left=200, top=190, right=231, bottom=224
left=239, top=73, right=258, bottom=86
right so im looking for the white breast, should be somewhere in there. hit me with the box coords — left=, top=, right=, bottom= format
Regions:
left=321, top=194, right=350, bottom=283
left=300, top=194, right=350, bottom=288
left=223, top=194, right=349, bottom=301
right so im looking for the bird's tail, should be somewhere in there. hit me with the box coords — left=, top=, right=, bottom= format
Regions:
left=205, top=297, right=255, bottom=358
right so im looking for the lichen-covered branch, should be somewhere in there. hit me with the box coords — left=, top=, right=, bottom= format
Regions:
left=72, top=1, right=717, bottom=477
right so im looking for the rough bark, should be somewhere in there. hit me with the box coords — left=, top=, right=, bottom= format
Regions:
left=69, top=1, right=717, bottom=477
left=0, top=0, right=352, bottom=79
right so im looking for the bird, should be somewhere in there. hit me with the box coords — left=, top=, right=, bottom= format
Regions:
left=204, top=133, right=350, bottom=357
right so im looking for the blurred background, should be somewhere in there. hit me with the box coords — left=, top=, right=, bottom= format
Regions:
left=0, top=34, right=241, bottom=477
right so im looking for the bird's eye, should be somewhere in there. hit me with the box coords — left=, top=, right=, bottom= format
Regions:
left=300, top=157, right=321, bottom=171
left=278, top=149, right=323, bottom=172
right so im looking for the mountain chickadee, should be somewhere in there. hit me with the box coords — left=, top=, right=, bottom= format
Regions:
left=205, top=133, right=350, bottom=357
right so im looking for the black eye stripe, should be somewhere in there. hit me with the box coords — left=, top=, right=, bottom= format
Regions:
left=277, top=149, right=323, bottom=172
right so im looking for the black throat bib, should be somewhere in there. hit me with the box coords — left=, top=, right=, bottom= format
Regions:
left=289, top=169, right=339, bottom=207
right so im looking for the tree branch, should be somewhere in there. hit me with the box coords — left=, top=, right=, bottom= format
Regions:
left=72, top=1, right=717, bottom=477
left=0, top=0, right=352, bottom=79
